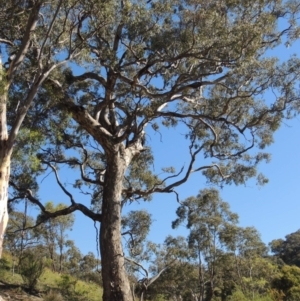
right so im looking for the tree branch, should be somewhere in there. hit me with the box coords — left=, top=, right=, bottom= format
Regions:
left=9, top=182, right=102, bottom=223
left=8, top=1, right=42, bottom=77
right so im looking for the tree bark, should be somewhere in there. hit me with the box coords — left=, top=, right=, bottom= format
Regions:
left=100, top=145, right=133, bottom=301
left=0, top=154, right=9, bottom=258
left=0, top=62, right=10, bottom=258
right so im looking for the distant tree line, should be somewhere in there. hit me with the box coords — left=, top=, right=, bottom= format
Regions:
left=3, top=189, right=300, bottom=301
left=3, top=201, right=102, bottom=286
left=120, top=189, right=300, bottom=301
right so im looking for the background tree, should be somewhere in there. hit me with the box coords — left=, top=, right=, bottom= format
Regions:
left=79, top=252, right=101, bottom=284
left=19, top=249, right=45, bottom=293
left=173, top=188, right=239, bottom=301
left=229, top=227, right=269, bottom=295
left=272, top=265, right=300, bottom=301
left=144, top=236, right=197, bottom=301
left=4, top=208, right=40, bottom=274
left=122, top=210, right=152, bottom=258
left=64, top=240, right=83, bottom=277
left=270, top=229, right=300, bottom=267
left=6, top=0, right=300, bottom=300
left=38, top=201, right=74, bottom=273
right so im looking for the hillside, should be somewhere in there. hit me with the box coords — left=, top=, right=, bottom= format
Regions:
left=0, top=260, right=103, bottom=301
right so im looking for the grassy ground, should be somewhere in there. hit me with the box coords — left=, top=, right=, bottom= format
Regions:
left=0, top=253, right=103, bottom=301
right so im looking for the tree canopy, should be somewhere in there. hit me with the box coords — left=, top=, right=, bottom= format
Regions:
left=1, top=0, right=300, bottom=300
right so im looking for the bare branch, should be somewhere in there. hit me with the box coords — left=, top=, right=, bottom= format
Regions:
left=8, top=2, right=42, bottom=77
left=124, top=257, right=149, bottom=279
left=68, top=71, right=107, bottom=88
left=41, top=160, right=76, bottom=205
left=9, top=183, right=102, bottom=222
left=37, top=0, right=63, bottom=68
left=0, top=38, right=14, bottom=46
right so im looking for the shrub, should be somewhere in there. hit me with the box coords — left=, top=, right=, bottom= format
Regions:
left=56, top=274, right=87, bottom=301
left=0, top=257, right=10, bottom=270
left=43, top=290, right=65, bottom=301
left=19, top=251, right=45, bottom=291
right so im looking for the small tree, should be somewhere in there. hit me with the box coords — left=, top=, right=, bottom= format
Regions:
left=19, top=250, right=44, bottom=292
left=4, top=209, right=40, bottom=273
left=38, top=201, right=74, bottom=272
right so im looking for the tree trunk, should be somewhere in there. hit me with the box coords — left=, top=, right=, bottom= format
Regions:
left=0, top=155, right=9, bottom=258
left=100, top=146, right=133, bottom=301
left=0, top=63, right=10, bottom=258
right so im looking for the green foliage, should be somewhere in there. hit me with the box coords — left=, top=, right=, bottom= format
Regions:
left=124, top=149, right=163, bottom=202
left=0, top=257, right=10, bottom=271
left=37, top=201, right=75, bottom=273
left=56, top=274, right=89, bottom=301
left=57, top=274, right=77, bottom=293
left=0, top=66, right=7, bottom=96
left=270, top=230, right=300, bottom=267
left=3, top=0, right=300, bottom=300
left=4, top=208, right=41, bottom=261
left=272, top=265, right=300, bottom=301
left=0, top=256, right=10, bottom=280
left=173, top=188, right=240, bottom=261
left=228, top=289, right=249, bottom=301
left=19, top=251, right=45, bottom=292
left=122, top=210, right=152, bottom=256
left=228, top=288, right=275, bottom=301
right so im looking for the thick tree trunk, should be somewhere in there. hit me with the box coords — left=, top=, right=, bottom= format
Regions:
left=100, top=146, right=133, bottom=301
left=0, top=79, right=10, bottom=258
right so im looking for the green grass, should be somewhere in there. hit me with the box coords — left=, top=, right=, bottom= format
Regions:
left=0, top=252, right=103, bottom=301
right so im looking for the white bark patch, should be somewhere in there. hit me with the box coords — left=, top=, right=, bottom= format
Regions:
left=0, top=160, right=10, bottom=258
left=123, top=141, right=144, bottom=167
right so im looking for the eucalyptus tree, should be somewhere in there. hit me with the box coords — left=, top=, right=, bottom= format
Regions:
left=127, top=236, right=190, bottom=301
left=227, top=227, right=272, bottom=299
left=142, top=236, right=197, bottom=301
left=37, top=201, right=74, bottom=272
left=121, top=211, right=184, bottom=300
left=173, top=188, right=239, bottom=301
left=6, top=0, right=300, bottom=300
left=4, top=209, right=40, bottom=273
left=0, top=0, right=101, bottom=258
left=79, top=251, right=101, bottom=282
left=64, top=240, right=83, bottom=277
left=270, top=229, right=300, bottom=267
left=122, top=210, right=152, bottom=258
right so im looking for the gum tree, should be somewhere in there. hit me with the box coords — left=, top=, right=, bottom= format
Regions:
left=0, top=0, right=100, bottom=257
left=6, top=0, right=300, bottom=300
left=172, top=188, right=240, bottom=301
